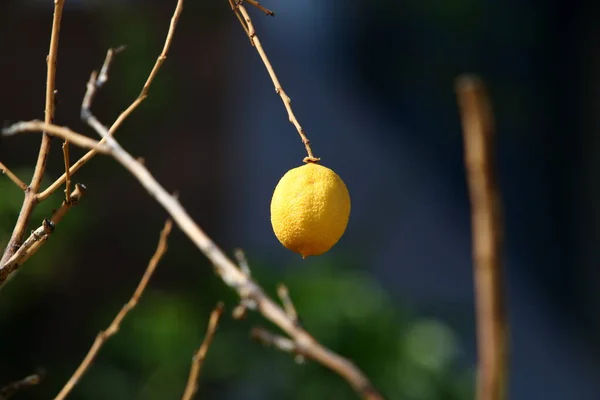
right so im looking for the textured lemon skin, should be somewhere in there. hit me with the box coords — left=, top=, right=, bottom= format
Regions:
left=270, top=163, right=351, bottom=258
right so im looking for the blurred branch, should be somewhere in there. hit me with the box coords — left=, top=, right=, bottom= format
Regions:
left=54, top=220, right=173, bottom=400
left=229, top=0, right=319, bottom=163
left=0, top=161, right=27, bottom=191
left=4, top=47, right=382, bottom=399
left=0, top=0, right=65, bottom=266
left=456, top=75, right=508, bottom=400
left=37, top=0, right=184, bottom=202
left=181, top=303, right=225, bottom=400
left=0, top=184, right=87, bottom=285
left=0, top=371, right=44, bottom=400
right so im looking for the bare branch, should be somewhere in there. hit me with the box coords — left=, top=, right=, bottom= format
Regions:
left=0, top=371, right=44, bottom=400
left=246, top=0, right=275, bottom=16
left=3, top=39, right=383, bottom=400
left=252, top=327, right=297, bottom=353
left=230, top=2, right=319, bottom=163
left=3, top=121, right=110, bottom=154
left=0, top=183, right=87, bottom=282
left=37, top=0, right=185, bottom=202
left=61, top=141, right=71, bottom=201
left=0, top=161, right=27, bottom=191
left=54, top=220, right=173, bottom=400
left=181, top=303, right=225, bottom=400
left=0, top=0, right=65, bottom=266
left=277, top=283, right=300, bottom=326
left=456, top=75, right=508, bottom=400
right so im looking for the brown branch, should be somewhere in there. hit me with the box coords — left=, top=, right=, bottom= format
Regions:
left=62, top=141, right=71, bottom=201
left=246, top=0, right=275, bottom=16
left=0, top=161, right=27, bottom=191
left=0, top=183, right=87, bottom=283
left=36, top=0, right=184, bottom=202
left=230, top=1, right=319, bottom=163
left=3, top=121, right=110, bottom=154
left=181, top=303, right=225, bottom=400
left=54, top=220, right=173, bottom=400
left=3, top=49, right=384, bottom=400
left=0, top=0, right=65, bottom=266
left=456, top=75, right=508, bottom=400
left=0, top=372, right=44, bottom=400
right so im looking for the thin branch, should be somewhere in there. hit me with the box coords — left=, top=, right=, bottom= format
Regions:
left=231, top=2, right=320, bottom=163
left=37, top=0, right=184, bottom=202
left=0, top=372, right=44, bottom=400
left=61, top=141, right=71, bottom=200
left=456, top=75, right=508, bottom=400
left=0, top=183, right=87, bottom=282
left=0, top=0, right=65, bottom=266
left=277, top=283, right=300, bottom=326
left=246, top=0, right=275, bottom=16
left=3, top=121, right=110, bottom=154
left=181, top=303, right=225, bottom=400
left=0, top=161, right=27, bottom=191
left=2, top=52, right=384, bottom=400
left=54, top=220, right=173, bottom=400
left=252, top=327, right=297, bottom=354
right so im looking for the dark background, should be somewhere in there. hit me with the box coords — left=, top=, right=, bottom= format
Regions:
left=1, top=0, right=599, bottom=399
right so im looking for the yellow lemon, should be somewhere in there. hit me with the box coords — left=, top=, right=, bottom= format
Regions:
left=270, top=163, right=351, bottom=258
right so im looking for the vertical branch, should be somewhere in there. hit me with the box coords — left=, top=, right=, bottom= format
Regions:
left=54, top=220, right=173, bottom=400
left=456, top=75, right=508, bottom=400
left=0, top=0, right=65, bottom=265
left=181, top=303, right=225, bottom=400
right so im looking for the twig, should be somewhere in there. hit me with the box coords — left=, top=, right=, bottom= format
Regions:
left=0, top=0, right=65, bottom=266
left=181, top=303, right=225, bottom=400
left=3, top=53, right=384, bottom=400
left=230, top=1, right=319, bottom=163
left=0, top=219, right=54, bottom=282
left=54, top=220, right=173, bottom=400
left=0, top=372, right=44, bottom=400
left=36, top=0, right=184, bottom=202
left=277, top=283, right=300, bottom=326
left=0, top=161, right=27, bottom=191
left=3, top=121, right=110, bottom=154
left=456, top=75, right=508, bottom=400
left=251, top=327, right=297, bottom=354
left=0, top=183, right=87, bottom=282
left=246, top=0, right=275, bottom=16
left=62, top=141, right=71, bottom=201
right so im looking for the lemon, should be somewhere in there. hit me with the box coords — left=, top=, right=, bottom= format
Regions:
left=270, top=163, right=351, bottom=258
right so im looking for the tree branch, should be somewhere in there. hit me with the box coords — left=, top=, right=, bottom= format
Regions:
left=54, top=220, right=173, bottom=400
left=36, top=0, right=185, bottom=202
left=456, top=75, right=508, bottom=400
left=230, top=1, right=319, bottom=163
left=0, top=161, right=27, bottom=191
left=0, top=183, right=87, bottom=283
left=181, top=303, right=225, bottom=400
left=0, top=0, right=65, bottom=265
left=0, top=371, right=44, bottom=400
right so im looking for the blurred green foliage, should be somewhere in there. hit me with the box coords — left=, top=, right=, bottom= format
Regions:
left=1, top=174, right=472, bottom=399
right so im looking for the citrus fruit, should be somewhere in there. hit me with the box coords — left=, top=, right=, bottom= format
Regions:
left=270, top=163, right=351, bottom=258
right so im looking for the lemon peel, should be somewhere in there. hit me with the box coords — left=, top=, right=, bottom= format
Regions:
left=270, top=163, right=351, bottom=258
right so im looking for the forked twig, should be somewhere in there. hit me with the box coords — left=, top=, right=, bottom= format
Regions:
left=456, top=75, right=508, bottom=400
left=0, top=161, right=27, bottom=191
left=181, top=303, right=225, bottom=400
left=0, top=0, right=65, bottom=266
left=3, top=16, right=384, bottom=400
left=0, top=183, right=87, bottom=282
left=230, top=1, right=319, bottom=163
left=36, top=0, right=184, bottom=202
left=54, top=220, right=173, bottom=400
